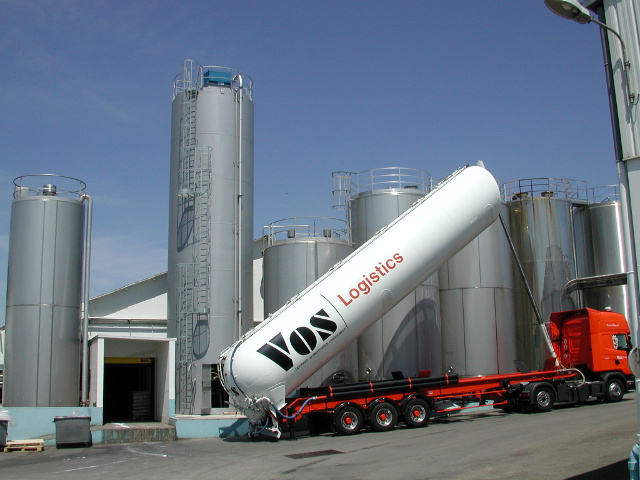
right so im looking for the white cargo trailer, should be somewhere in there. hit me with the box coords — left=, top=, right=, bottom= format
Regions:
left=219, top=165, right=502, bottom=436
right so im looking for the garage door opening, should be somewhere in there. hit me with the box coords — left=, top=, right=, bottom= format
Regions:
left=103, top=357, right=155, bottom=423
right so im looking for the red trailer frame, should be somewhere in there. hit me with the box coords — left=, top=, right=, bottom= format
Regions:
left=280, top=367, right=580, bottom=437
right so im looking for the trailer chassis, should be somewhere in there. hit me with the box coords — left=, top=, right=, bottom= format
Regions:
left=276, top=368, right=592, bottom=438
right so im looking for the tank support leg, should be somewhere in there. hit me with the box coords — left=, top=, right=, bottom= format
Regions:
left=629, top=443, right=640, bottom=480
left=286, top=409, right=296, bottom=440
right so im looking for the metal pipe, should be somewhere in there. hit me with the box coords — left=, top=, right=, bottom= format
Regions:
left=299, top=374, right=459, bottom=398
left=498, top=213, right=557, bottom=364
left=235, top=74, right=244, bottom=341
left=498, top=213, right=543, bottom=325
left=590, top=17, right=637, bottom=105
left=80, top=193, right=93, bottom=406
left=89, top=318, right=168, bottom=324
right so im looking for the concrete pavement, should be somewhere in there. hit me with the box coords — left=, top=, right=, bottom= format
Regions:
left=0, top=393, right=636, bottom=480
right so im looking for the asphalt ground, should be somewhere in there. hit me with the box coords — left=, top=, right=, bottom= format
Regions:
left=0, top=393, right=637, bottom=480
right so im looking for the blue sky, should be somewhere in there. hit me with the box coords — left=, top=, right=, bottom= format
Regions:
left=0, top=1, right=620, bottom=325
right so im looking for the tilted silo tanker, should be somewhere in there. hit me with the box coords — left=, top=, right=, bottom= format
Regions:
left=218, top=165, right=502, bottom=436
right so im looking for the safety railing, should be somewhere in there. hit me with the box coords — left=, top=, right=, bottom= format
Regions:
left=332, top=167, right=431, bottom=210
left=264, top=217, right=350, bottom=245
left=173, top=59, right=253, bottom=100
left=587, top=184, right=621, bottom=204
left=502, top=178, right=589, bottom=203
left=13, top=174, right=86, bottom=200
left=353, top=167, right=431, bottom=192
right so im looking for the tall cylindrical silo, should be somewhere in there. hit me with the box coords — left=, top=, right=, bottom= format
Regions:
left=574, top=186, right=629, bottom=319
left=505, top=179, right=585, bottom=371
left=4, top=175, right=86, bottom=406
left=262, top=217, right=357, bottom=387
left=573, top=203, right=593, bottom=287
left=341, top=167, right=440, bottom=380
left=439, top=203, right=517, bottom=376
left=168, top=60, right=254, bottom=414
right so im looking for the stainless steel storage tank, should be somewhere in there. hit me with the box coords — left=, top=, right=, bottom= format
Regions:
left=505, top=179, right=585, bottom=371
left=168, top=60, right=254, bottom=413
left=4, top=175, right=86, bottom=406
left=262, top=217, right=357, bottom=387
left=439, top=203, right=517, bottom=376
left=337, top=167, right=440, bottom=380
left=573, top=186, right=629, bottom=319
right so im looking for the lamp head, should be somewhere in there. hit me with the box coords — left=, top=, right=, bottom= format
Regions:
left=544, top=0, right=593, bottom=24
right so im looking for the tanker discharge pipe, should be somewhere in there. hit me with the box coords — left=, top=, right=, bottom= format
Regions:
left=219, top=165, right=502, bottom=436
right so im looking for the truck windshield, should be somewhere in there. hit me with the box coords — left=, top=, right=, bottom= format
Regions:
left=612, top=333, right=630, bottom=351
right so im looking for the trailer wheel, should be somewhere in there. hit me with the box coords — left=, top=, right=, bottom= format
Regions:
left=531, top=385, right=554, bottom=413
left=403, top=398, right=430, bottom=428
left=369, top=402, right=397, bottom=432
left=333, top=406, right=363, bottom=435
left=604, top=378, right=625, bottom=403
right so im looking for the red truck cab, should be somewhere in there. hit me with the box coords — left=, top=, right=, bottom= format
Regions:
left=549, top=308, right=633, bottom=399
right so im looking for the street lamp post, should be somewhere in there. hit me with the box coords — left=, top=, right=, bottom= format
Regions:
left=544, top=0, right=640, bottom=477
left=545, top=0, right=637, bottom=104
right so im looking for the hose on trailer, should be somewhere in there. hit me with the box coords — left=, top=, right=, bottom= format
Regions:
left=273, top=397, right=318, bottom=420
left=560, top=368, right=586, bottom=387
left=247, top=419, right=271, bottom=438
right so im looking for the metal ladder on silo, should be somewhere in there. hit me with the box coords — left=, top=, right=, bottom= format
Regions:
left=176, top=263, right=195, bottom=413
left=175, top=59, right=208, bottom=415
left=192, top=147, right=211, bottom=313
left=332, top=171, right=354, bottom=241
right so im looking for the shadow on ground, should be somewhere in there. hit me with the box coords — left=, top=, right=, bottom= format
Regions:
left=564, top=459, right=628, bottom=479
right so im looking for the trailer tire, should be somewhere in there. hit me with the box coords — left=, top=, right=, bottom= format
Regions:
left=604, top=377, right=625, bottom=403
left=333, top=405, right=363, bottom=435
left=369, top=402, right=397, bottom=432
left=531, top=385, right=554, bottom=413
left=403, top=398, right=430, bottom=428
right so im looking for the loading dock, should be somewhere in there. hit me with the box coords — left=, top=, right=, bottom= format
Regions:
left=90, top=337, right=175, bottom=423
left=103, top=357, right=155, bottom=423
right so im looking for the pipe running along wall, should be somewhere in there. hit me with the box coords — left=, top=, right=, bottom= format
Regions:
left=218, top=165, right=502, bottom=427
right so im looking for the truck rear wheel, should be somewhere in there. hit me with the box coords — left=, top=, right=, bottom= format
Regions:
left=334, top=406, right=363, bottom=435
left=369, top=402, right=397, bottom=432
left=403, top=398, right=430, bottom=428
left=604, top=378, right=624, bottom=403
left=531, top=385, right=554, bottom=413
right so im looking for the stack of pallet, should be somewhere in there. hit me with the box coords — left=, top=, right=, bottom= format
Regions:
left=131, top=391, right=152, bottom=421
left=2, top=439, right=44, bottom=453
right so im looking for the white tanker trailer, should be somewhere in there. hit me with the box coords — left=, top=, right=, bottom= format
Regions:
left=218, top=165, right=502, bottom=437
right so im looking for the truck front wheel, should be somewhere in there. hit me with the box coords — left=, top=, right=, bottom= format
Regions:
left=604, top=378, right=625, bottom=403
